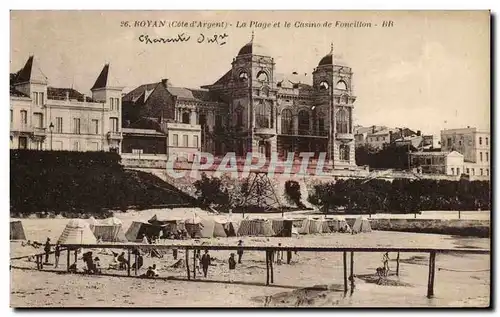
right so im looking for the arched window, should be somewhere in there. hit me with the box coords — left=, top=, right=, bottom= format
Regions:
left=317, top=111, right=325, bottom=135
left=298, top=110, right=310, bottom=135
left=281, top=109, right=293, bottom=134
left=239, top=71, right=248, bottom=82
left=341, top=95, right=349, bottom=104
left=336, top=80, right=347, bottom=90
left=257, top=71, right=269, bottom=82
left=339, top=144, right=350, bottom=161
left=336, top=109, right=349, bottom=133
left=255, top=102, right=272, bottom=128
left=319, top=81, right=329, bottom=90
left=182, top=112, right=190, bottom=124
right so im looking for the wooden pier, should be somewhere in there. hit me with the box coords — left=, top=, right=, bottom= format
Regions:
left=16, top=243, right=489, bottom=299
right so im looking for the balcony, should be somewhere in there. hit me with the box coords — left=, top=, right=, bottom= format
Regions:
left=253, top=127, right=276, bottom=139
left=32, top=127, right=46, bottom=137
left=336, top=133, right=354, bottom=140
left=107, top=131, right=123, bottom=140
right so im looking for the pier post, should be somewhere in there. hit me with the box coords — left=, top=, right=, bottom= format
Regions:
left=127, top=249, right=131, bottom=277
left=193, top=249, right=196, bottom=279
left=270, top=250, right=274, bottom=284
left=74, top=250, right=77, bottom=263
left=265, top=251, right=270, bottom=286
left=36, top=255, right=40, bottom=270
left=396, top=252, right=400, bottom=276
left=343, top=251, right=348, bottom=292
left=185, top=248, right=191, bottom=280
left=66, top=248, right=70, bottom=272
left=427, top=251, right=436, bottom=298
left=350, top=252, right=354, bottom=279
left=134, top=251, right=138, bottom=276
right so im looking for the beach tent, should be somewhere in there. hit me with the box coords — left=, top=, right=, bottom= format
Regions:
left=224, top=220, right=240, bottom=237
left=148, top=214, right=186, bottom=234
left=327, top=216, right=351, bottom=233
left=272, top=218, right=294, bottom=237
left=57, top=219, right=97, bottom=245
left=213, top=220, right=227, bottom=238
left=185, top=215, right=215, bottom=238
left=87, top=216, right=97, bottom=231
left=10, top=220, right=26, bottom=241
left=298, top=218, right=323, bottom=234
left=91, top=217, right=128, bottom=242
left=320, top=219, right=331, bottom=234
left=238, top=219, right=275, bottom=237
left=352, top=216, right=372, bottom=233
left=125, top=221, right=162, bottom=242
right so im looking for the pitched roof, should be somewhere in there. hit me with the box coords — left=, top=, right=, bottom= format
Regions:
left=210, top=69, right=232, bottom=86
left=14, top=56, right=48, bottom=84
left=91, top=64, right=122, bottom=90
left=410, top=151, right=463, bottom=157
left=167, top=87, right=221, bottom=102
left=369, top=128, right=398, bottom=136
left=47, top=87, right=93, bottom=102
left=122, top=82, right=160, bottom=103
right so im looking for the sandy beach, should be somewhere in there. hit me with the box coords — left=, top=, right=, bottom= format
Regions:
left=10, top=214, right=490, bottom=307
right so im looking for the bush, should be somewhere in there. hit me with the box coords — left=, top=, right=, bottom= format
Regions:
left=284, top=180, right=306, bottom=208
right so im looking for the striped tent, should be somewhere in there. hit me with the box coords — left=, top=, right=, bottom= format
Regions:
left=185, top=215, right=215, bottom=238
left=298, top=218, right=323, bottom=234
left=272, top=218, right=294, bottom=237
left=320, top=219, right=331, bottom=233
left=237, top=219, right=275, bottom=237
left=10, top=220, right=26, bottom=241
left=57, top=219, right=97, bottom=245
left=91, top=217, right=128, bottom=242
left=352, top=216, right=372, bottom=233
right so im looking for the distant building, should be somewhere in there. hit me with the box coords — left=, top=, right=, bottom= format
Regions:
left=440, top=127, right=490, bottom=177
left=410, top=151, right=464, bottom=175
left=354, top=125, right=386, bottom=147
left=394, top=131, right=438, bottom=150
left=364, top=127, right=416, bottom=150
left=10, top=56, right=123, bottom=152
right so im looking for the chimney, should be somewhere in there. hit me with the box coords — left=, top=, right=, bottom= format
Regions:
left=417, top=130, right=421, bottom=136
left=372, top=125, right=375, bottom=133
left=82, top=94, right=86, bottom=102
left=65, top=91, right=70, bottom=101
left=161, top=78, right=169, bottom=87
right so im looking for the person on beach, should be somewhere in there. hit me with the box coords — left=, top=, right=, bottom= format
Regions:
left=44, top=238, right=51, bottom=264
left=195, top=251, right=202, bottom=275
left=94, top=257, right=102, bottom=274
left=117, top=252, right=128, bottom=270
left=132, top=249, right=144, bottom=271
left=201, top=250, right=211, bottom=278
left=68, top=261, right=78, bottom=273
left=54, top=243, right=61, bottom=268
left=237, top=240, right=244, bottom=264
left=228, top=253, right=237, bottom=283
left=286, top=250, right=292, bottom=264
left=151, top=264, right=159, bottom=277
left=276, top=243, right=283, bottom=265
left=382, top=252, right=390, bottom=275
left=172, top=248, right=178, bottom=260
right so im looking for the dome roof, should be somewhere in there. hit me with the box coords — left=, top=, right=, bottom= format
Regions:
left=318, top=43, right=348, bottom=67
left=237, top=32, right=270, bottom=56
left=238, top=42, right=270, bottom=56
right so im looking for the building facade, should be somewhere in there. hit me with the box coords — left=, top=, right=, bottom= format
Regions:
left=410, top=151, right=464, bottom=175
left=123, top=37, right=358, bottom=169
left=10, top=56, right=123, bottom=152
left=440, top=127, right=490, bottom=177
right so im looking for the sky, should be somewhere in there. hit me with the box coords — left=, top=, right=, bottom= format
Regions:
left=10, top=10, right=490, bottom=137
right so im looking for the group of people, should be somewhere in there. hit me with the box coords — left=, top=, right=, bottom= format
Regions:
left=140, top=229, right=191, bottom=245
left=26, top=237, right=62, bottom=268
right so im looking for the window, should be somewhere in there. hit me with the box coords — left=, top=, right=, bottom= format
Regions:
left=33, top=113, right=43, bottom=128
left=466, top=168, right=470, bottom=174
left=336, top=109, right=349, bottom=134
left=215, top=115, right=223, bottom=129
left=336, top=80, right=347, bottom=90
left=480, top=168, right=483, bottom=176
left=447, top=138, right=452, bottom=146
left=339, top=144, right=350, bottom=161
left=73, top=141, right=80, bottom=151
left=319, top=81, right=329, bottom=90
left=114, top=98, right=120, bottom=111
left=426, top=158, right=432, bottom=165
left=298, top=110, right=310, bottom=135
left=257, top=71, right=268, bottom=82
left=236, top=109, right=243, bottom=127
left=199, top=113, right=207, bottom=127
left=486, top=137, right=489, bottom=145
left=451, top=167, right=455, bottom=175
left=173, top=134, right=178, bottom=146
left=486, top=169, right=489, bottom=176
left=458, top=140, right=462, bottom=146
left=480, top=152, right=483, bottom=162
left=472, top=169, right=475, bottom=176
left=193, top=135, right=199, bottom=148
left=457, top=168, right=460, bottom=175
left=341, top=95, right=348, bottom=104
left=20, top=110, right=27, bottom=124
left=183, top=135, right=188, bottom=147
left=317, top=111, right=325, bottom=135
left=281, top=109, right=293, bottom=134
left=479, top=137, right=482, bottom=145
left=110, top=117, right=119, bottom=132
left=239, top=72, right=248, bottom=82
left=32, top=92, right=38, bottom=105
left=56, top=117, right=63, bottom=133
left=19, top=136, right=27, bottom=149
left=110, top=98, right=114, bottom=111
left=10, top=110, right=13, bottom=123
left=182, top=112, right=190, bottom=124
left=32, top=92, right=44, bottom=105
left=256, top=102, right=272, bottom=129
left=73, top=118, right=81, bottom=134
left=376, top=137, right=379, bottom=141
left=486, top=152, right=489, bottom=162
left=91, top=119, right=99, bottom=134
left=383, top=137, right=386, bottom=141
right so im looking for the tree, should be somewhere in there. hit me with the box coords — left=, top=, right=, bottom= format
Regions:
left=284, top=180, right=306, bottom=208
left=193, top=173, right=230, bottom=209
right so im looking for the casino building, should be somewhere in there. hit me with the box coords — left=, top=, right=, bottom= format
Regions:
left=123, top=34, right=357, bottom=169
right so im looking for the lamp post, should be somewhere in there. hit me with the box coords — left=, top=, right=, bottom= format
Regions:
left=49, top=122, right=54, bottom=151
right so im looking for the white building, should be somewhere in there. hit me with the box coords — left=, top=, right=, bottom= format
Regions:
left=10, top=56, right=123, bottom=152
left=410, top=151, right=464, bottom=176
